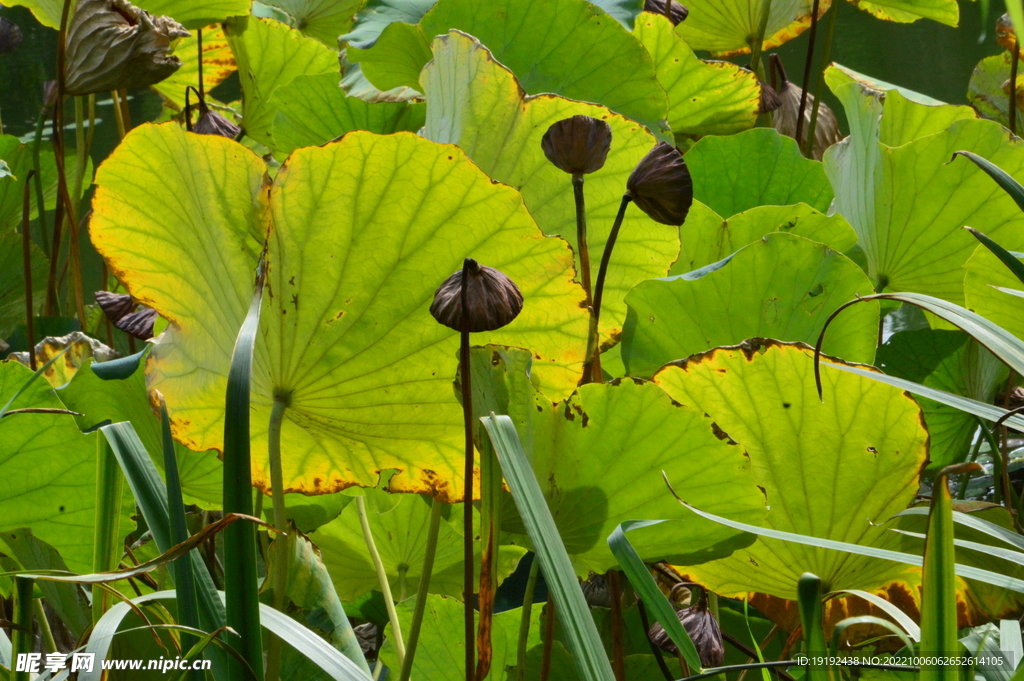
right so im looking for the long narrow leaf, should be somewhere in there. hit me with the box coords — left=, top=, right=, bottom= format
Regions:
left=822, top=362, right=1024, bottom=430
left=669, top=495, right=1024, bottom=593
left=1002, top=620, right=1024, bottom=673
left=828, top=590, right=920, bottom=641
left=481, top=414, right=616, bottom=681
left=964, top=227, right=1024, bottom=286
left=222, top=255, right=268, bottom=681
left=101, top=421, right=230, bottom=678
left=91, top=434, right=123, bottom=621
left=920, top=465, right=967, bottom=681
left=832, top=616, right=916, bottom=655
left=608, top=520, right=702, bottom=672
left=952, top=152, right=1024, bottom=215
left=889, top=528, right=1024, bottom=566
left=161, top=398, right=202, bottom=680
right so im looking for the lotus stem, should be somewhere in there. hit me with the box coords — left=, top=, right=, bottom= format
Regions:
left=795, top=0, right=821, bottom=148
left=591, top=193, right=633, bottom=342
left=264, top=395, right=291, bottom=681
left=458, top=257, right=476, bottom=681
left=1002, top=374, right=1018, bottom=514
left=398, top=498, right=443, bottom=681
left=975, top=417, right=1005, bottom=506
left=574, top=174, right=603, bottom=383
left=956, top=432, right=986, bottom=499
left=637, top=599, right=674, bottom=681
left=747, top=0, right=773, bottom=78
left=539, top=598, right=556, bottom=681
left=22, top=171, right=36, bottom=370
left=45, top=176, right=63, bottom=318
left=516, top=559, right=541, bottom=681
left=31, top=110, right=48, bottom=261
left=1010, top=39, right=1020, bottom=136
left=111, top=89, right=127, bottom=139
left=33, top=599, right=57, bottom=654
left=609, top=571, right=625, bottom=681
left=357, top=494, right=407, bottom=668
left=805, top=2, right=838, bottom=158
left=11, top=577, right=34, bottom=681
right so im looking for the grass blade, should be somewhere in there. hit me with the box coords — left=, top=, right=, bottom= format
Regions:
left=832, top=616, right=916, bottom=655
left=222, top=256, right=268, bottom=681
left=101, top=421, right=230, bottom=678
left=608, top=519, right=702, bottom=673
left=481, top=413, right=616, bottom=681
left=11, top=577, right=34, bottom=681
left=91, top=434, right=123, bottom=621
left=964, top=227, right=1024, bottom=286
left=920, top=465, right=970, bottom=681
left=952, top=152, right=1024, bottom=215
left=828, top=590, right=920, bottom=641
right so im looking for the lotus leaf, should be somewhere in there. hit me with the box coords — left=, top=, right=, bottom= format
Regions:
left=151, top=25, right=236, bottom=112
left=654, top=341, right=928, bottom=599
left=826, top=74, right=1024, bottom=302
left=673, top=201, right=858, bottom=275
left=224, top=16, right=338, bottom=148
left=91, top=123, right=587, bottom=499
left=270, top=73, right=425, bottom=155
left=314, top=488, right=526, bottom=601
left=686, top=128, right=834, bottom=218
left=964, top=246, right=1024, bottom=340
left=622, top=233, right=878, bottom=377
left=422, top=31, right=677, bottom=348
left=878, top=329, right=1007, bottom=472
left=849, top=0, right=958, bottom=25
left=968, top=52, right=1017, bottom=130
left=260, top=0, right=363, bottom=47
left=0, top=360, right=134, bottom=573
left=675, top=0, right=828, bottom=57
left=350, top=0, right=669, bottom=133
left=633, top=12, right=760, bottom=137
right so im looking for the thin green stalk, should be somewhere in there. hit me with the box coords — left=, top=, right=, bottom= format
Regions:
left=516, top=559, right=541, bottom=681
left=1011, top=40, right=1020, bottom=136
left=72, top=97, right=86, bottom=203
left=31, top=110, right=48, bottom=261
left=21, top=172, right=36, bottom=370
left=357, top=495, right=406, bottom=668
left=398, top=498, right=443, bottom=681
left=976, top=418, right=1007, bottom=506
left=804, top=3, right=838, bottom=158
left=957, top=432, right=985, bottom=499
left=110, top=90, right=127, bottom=139
left=265, top=396, right=290, bottom=681
left=591, top=195, right=633, bottom=336
left=91, top=435, right=123, bottom=622
left=11, top=577, right=34, bottom=681
left=748, top=0, right=773, bottom=78
left=32, top=600, right=56, bottom=656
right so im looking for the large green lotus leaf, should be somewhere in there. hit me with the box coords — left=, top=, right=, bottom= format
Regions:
left=378, top=595, right=543, bottom=680
left=498, top=377, right=764, bottom=575
left=270, top=73, right=425, bottom=155
left=653, top=341, right=928, bottom=598
left=968, top=53, right=1017, bottom=130
left=672, top=201, right=858, bottom=275
left=57, top=354, right=222, bottom=507
left=964, top=246, right=1024, bottom=340
left=151, top=26, right=237, bottom=112
left=422, top=31, right=677, bottom=349
left=91, top=124, right=587, bottom=499
left=633, top=12, right=760, bottom=137
left=622, top=233, right=878, bottom=377
left=877, top=329, right=1007, bottom=472
left=877, top=90, right=976, bottom=147
left=675, top=0, right=828, bottom=57
left=314, top=489, right=526, bottom=601
left=848, top=0, right=958, bottom=25
left=686, top=128, right=834, bottom=218
left=261, top=0, right=362, bottom=46
left=826, top=79, right=1024, bottom=302
left=342, top=0, right=644, bottom=49
left=353, top=0, right=669, bottom=133
left=347, top=22, right=432, bottom=94
left=0, top=230, right=47, bottom=340
left=0, top=361, right=134, bottom=573
left=133, top=0, right=251, bottom=29
left=224, top=16, right=338, bottom=148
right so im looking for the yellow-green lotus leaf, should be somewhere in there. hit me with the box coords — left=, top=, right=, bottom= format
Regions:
left=91, top=123, right=587, bottom=500
left=654, top=341, right=928, bottom=599
left=422, top=31, right=677, bottom=351
left=152, top=25, right=237, bottom=112
left=675, top=0, right=830, bottom=57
